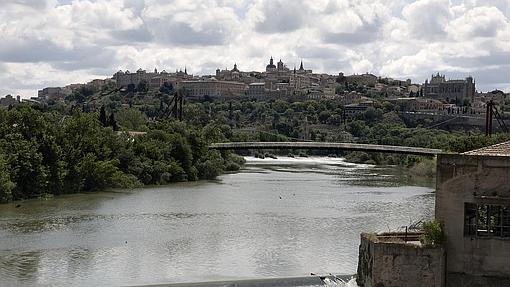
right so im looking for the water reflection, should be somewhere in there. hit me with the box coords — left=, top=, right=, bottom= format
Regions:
left=0, top=157, right=434, bottom=286
left=0, top=251, right=41, bottom=282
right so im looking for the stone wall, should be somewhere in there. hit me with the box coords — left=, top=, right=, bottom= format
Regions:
left=357, top=233, right=445, bottom=287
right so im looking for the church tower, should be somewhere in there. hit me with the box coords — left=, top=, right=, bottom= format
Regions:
left=266, top=56, right=276, bottom=72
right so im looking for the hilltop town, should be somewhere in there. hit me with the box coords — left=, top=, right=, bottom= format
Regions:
left=2, top=57, right=508, bottom=119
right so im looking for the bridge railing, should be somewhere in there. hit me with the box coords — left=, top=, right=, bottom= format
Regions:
left=209, top=142, right=443, bottom=156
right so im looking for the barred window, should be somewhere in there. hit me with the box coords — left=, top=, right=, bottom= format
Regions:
left=464, top=203, right=510, bottom=238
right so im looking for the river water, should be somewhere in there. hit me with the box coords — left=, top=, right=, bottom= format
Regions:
left=0, top=157, right=435, bottom=287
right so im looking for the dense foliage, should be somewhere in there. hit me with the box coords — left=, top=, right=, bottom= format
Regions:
left=0, top=107, right=244, bottom=203
left=6, top=86, right=509, bottom=202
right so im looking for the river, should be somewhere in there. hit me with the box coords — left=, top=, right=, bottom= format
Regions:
left=0, top=157, right=435, bottom=287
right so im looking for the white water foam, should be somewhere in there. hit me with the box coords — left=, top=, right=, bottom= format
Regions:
left=244, top=156, right=374, bottom=168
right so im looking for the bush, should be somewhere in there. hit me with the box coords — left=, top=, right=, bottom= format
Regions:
left=345, top=151, right=370, bottom=163
left=225, top=162, right=240, bottom=171
left=420, top=219, right=446, bottom=247
left=197, top=159, right=224, bottom=179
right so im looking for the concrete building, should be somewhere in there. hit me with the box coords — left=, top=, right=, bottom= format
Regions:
left=0, top=94, right=20, bottom=107
left=113, top=68, right=192, bottom=90
left=475, top=90, right=507, bottom=105
left=215, top=63, right=241, bottom=82
left=87, top=79, right=112, bottom=90
left=247, top=83, right=265, bottom=96
left=423, top=73, right=476, bottom=102
left=37, top=87, right=68, bottom=101
left=393, top=98, right=443, bottom=112
left=343, top=101, right=374, bottom=121
left=338, top=91, right=363, bottom=105
left=358, top=141, right=510, bottom=287
left=436, top=142, right=510, bottom=287
left=181, top=80, right=247, bottom=97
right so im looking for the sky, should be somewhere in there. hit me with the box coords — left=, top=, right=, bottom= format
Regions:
left=1, top=0, right=510, bottom=98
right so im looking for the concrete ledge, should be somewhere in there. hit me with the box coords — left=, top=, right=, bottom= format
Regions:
left=130, top=275, right=354, bottom=287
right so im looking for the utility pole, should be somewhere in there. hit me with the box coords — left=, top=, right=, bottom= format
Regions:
left=486, top=101, right=493, bottom=137
left=485, top=100, right=508, bottom=137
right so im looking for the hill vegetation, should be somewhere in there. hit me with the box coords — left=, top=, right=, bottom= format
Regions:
left=3, top=85, right=509, bottom=202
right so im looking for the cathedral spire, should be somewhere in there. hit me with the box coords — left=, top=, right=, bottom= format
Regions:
left=299, top=59, right=304, bottom=71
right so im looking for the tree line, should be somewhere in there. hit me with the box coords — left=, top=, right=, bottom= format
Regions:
left=0, top=107, right=244, bottom=203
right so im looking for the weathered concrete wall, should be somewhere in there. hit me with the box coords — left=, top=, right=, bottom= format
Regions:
left=436, top=154, right=510, bottom=286
left=446, top=273, right=510, bottom=287
left=357, top=233, right=445, bottom=287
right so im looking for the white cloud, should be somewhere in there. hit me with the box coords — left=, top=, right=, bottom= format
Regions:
left=1, top=0, right=510, bottom=98
left=246, top=0, right=307, bottom=33
left=402, top=0, right=452, bottom=40
left=447, top=6, right=507, bottom=39
left=142, top=0, right=241, bottom=45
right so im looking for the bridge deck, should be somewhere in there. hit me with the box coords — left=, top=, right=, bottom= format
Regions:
left=209, top=142, right=443, bottom=156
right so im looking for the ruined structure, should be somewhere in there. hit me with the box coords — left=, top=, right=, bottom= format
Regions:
left=437, top=142, right=510, bottom=287
left=357, top=232, right=445, bottom=287
left=358, top=141, right=510, bottom=287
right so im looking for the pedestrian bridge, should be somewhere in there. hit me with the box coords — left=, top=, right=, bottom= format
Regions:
left=209, top=142, right=443, bottom=156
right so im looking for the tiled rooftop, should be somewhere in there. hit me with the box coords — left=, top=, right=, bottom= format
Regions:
left=463, top=141, right=510, bottom=157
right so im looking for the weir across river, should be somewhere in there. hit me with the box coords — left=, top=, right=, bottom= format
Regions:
left=209, top=142, right=443, bottom=157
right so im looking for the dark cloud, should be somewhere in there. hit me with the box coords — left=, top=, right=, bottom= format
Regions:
left=0, top=39, right=116, bottom=71
left=322, top=58, right=352, bottom=74
left=150, top=20, right=231, bottom=46
left=323, top=29, right=380, bottom=46
left=295, top=46, right=342, bottom=59
left=123, top=0, right=146, bottom=16
left=322, top=13, right=384, bottom=46
left=111, top=25, right=154, bottom=43
left=4, top=0, right=52, bottom=9
left=52, top=48, right=117, bottom=71
left=253, top=1, right=306, bottom=34
left=0, top=39, right=70, bottom=63
left=445, top=50, right=510, bottom=69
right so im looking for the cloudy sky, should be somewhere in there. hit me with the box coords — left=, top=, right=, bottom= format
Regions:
left=1, top=0, right=510, bottom=98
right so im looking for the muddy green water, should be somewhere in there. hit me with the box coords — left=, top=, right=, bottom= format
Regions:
left=0, top=157, right=435, bottom=287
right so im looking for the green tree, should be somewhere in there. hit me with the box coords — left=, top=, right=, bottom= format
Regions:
left=116, top=108, right=147, bottom=130
left=99, top=106, right=107, bottom=127
left=0, top=154, right=15, bottom=203
left=108, top=112, right=118, bottom=131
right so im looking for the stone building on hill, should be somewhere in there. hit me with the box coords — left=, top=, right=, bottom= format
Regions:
left=113, top=68, right=193, bottom=90
left=180, top=79, right=247, bottom=98
left=423, top=73, right=476, bottom=103
left=0, top=94, right=20, bottom=107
